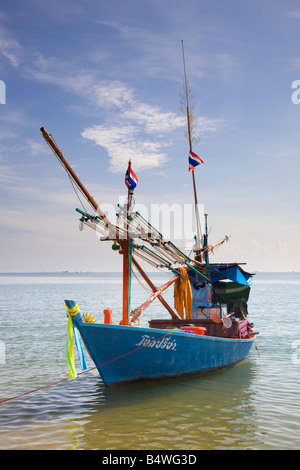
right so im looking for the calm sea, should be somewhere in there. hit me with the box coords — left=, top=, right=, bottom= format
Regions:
left=0, top=271, right=299, bottom=450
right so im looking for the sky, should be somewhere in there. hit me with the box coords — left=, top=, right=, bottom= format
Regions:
left=0, top=0, right=300, bottom=273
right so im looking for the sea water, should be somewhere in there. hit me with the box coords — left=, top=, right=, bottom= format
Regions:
left=0, top=271, right=299, bottom=450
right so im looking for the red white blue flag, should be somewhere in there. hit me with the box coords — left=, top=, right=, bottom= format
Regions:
left=125, top=161, right=138, bottom=189
left=188, top=150, right=204, bottom=171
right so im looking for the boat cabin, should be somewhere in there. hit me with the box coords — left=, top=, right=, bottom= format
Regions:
left=149, top=264, right=253, bottom=339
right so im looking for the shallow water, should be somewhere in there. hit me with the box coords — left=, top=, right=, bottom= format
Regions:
left=0, top=272, right=300, bottom=450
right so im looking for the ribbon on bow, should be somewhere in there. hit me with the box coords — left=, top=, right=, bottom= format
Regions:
left=66, top=312, right=77, bottom=378
left=65, top=302, right=88, bottom=379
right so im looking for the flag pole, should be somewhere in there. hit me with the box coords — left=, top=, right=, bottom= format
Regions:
left=181, top=40, right=202, bottom=257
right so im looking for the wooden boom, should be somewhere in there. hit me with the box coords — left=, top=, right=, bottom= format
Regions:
left=40, top=127, right=179, bottom=321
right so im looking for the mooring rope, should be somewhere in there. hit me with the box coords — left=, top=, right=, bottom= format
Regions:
left=0, top=330, right=174, bottom=405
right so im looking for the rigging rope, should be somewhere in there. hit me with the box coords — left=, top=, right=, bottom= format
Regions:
left=0, top=330, right=174, bottom=405
left=131, top=267, right=152, bottom=294
left=45, top=134, right=94, bottom=216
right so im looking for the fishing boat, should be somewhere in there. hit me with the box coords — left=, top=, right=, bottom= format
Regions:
left=40, top=46, right=257, bottom=387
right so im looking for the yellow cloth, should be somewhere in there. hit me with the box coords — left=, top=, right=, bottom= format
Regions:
left=174, top=267, right=192, bottom=319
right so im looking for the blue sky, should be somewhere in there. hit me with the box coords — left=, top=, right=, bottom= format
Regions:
left=0, top=0, right=300, bottom=272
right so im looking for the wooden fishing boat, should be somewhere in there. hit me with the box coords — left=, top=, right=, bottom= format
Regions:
left=40, top=44, right=257, bottom=387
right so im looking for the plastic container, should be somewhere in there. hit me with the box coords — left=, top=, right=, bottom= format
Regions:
left=191, top=305, right=227, bottom=320
left=180, top=326, right=207, bottom=336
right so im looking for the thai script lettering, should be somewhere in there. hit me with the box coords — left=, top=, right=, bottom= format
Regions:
left=136, top=334, right=177, bottom=351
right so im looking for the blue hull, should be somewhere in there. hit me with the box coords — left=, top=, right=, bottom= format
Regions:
left=77, top=323, right=254, bottom=387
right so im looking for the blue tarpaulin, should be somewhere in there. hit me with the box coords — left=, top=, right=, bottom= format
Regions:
left=208, top=265, right=252, bottom=287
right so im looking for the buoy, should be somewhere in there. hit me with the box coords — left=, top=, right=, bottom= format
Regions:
left=103, top=309, right=113, bottom=324
left=112, top=241, right=120, bottom=251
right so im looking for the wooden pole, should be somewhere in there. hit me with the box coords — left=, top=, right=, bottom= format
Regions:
left=41, top=129, right=180, bottom=321
left=132, top=256, right=180, bottom=320
left=40, top=127, right=109, bottom=226
left=130, top=274, right=179, bottom=323
left=122, top=238, right=130, bottom=325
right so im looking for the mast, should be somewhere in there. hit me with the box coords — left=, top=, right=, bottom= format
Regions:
left=203, top=213, right=209, bottom=266
left=122, top=160, right=134, bottom=326
left=181, top=41, right=202, bottom=256
left=122, top=160, right=137, bottom=325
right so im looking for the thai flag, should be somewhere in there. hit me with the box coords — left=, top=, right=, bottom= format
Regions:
left=188, top=150, right=204, bottom=171
left=125, top=161, right=138, bottom=190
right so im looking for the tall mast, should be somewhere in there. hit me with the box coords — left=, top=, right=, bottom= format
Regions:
left=204, top=212, right=209, bottom=266
left=122, top=160, right=134, bottom=326
left=181, top=41, right=202, bottom=255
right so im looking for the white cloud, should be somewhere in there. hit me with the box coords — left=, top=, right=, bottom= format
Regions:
left=80, top=81, right=186, bottom=172
left=24, top=52, right=96, bottom=93
left=196, top=116, right=225, bottom=134
left=123, top=103, right=185, bottom=134
left=89, top=81, right=185, bottom=133
left=82, top=124, right=168, bottom=172
left=255, top=147, right=299, bottom=160
left=91, top=81, right=135, bottom=109
left=0, top=164, right=26, bottom=185
left=0, top=37, right=22, bottom=67
left=5, top=39, right=223, bottom=175
left=26, top=138, right=51, bottom=155
left=0, top=24, right=24, bottom=68
left=287, top=10, right=300, bottom=19
left=81, top=81, right=224, bottom=173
